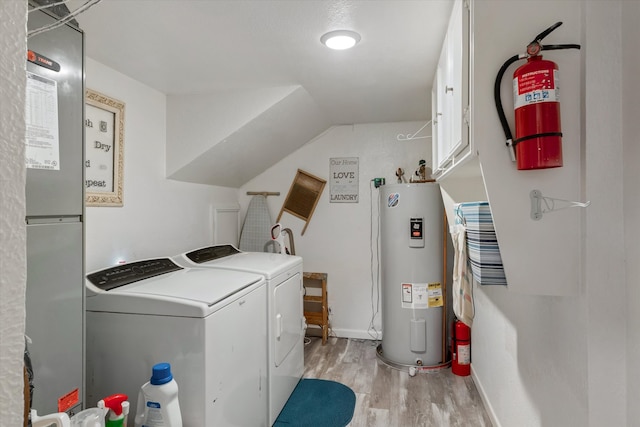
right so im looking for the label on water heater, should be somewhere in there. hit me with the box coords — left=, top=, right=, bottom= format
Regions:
left=388, top=193, right=400, bottom=208
left=409, top=218, right=424, bottom=248
left=401, top=282, right=443, bottom=309
left=401, top=283, right=432, bottom=309
left=427, top=282, right=443, bottom=307
left=402, top=283, right=425, bottom=308
left=402, top=284, right=413, bottom=303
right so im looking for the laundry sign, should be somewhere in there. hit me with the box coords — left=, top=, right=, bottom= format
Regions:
left=330, top=157, right=359, bottom=203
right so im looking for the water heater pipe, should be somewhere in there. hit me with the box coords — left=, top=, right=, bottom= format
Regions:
left=442, top=210, right=448, bottom=364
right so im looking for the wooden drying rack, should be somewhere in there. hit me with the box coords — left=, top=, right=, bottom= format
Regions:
left=277, top=169, right=326, bottom=235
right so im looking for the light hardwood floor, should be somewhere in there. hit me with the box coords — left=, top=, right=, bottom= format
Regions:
left=303, top=337, right=492, bottom=427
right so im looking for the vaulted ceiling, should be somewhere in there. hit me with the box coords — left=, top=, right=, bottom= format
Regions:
left=70, top=0, right=454, bottom=186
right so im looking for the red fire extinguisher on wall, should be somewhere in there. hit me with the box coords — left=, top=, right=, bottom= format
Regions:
left=451, top=319, right=471, bottom=377
left=494, top=22, right=580, bottom=170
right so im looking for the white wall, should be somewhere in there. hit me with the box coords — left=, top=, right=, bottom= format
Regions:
left=239, top=122, right=430, bottom=338
left=0, top=3, right=27, bottom=426
left=465, top=3, right=588, bottom=424
left=463, top=1, right=634, bottom=426
left=85, top=59, right=239, bottom=271
left=584, top=3, right=626, bottom=426
left=166, top=86, right=300, bottom=176
left=474, top=1, right=583, bottom=297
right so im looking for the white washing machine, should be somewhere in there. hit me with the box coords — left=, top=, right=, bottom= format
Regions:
left=85, top=258, right=268, bottom=427
left=172, top=245, right=304, bottom=425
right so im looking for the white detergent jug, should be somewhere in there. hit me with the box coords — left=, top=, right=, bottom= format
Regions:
left=31, top=409, right=70, bottom=427
left=31, top=406, right=108, bottom=427
left=134, top=363, right=182, bottom=427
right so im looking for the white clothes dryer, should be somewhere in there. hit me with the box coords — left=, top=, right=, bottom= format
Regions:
left=172, top=245, right=304, bottom=425
left=85, top=258, right=268, bottom=427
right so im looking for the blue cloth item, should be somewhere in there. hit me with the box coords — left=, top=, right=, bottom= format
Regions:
left=456, top=202, right=507, bottom=286
left=273, top=379, right=356, bottom=427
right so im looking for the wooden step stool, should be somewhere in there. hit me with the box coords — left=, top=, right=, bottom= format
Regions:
left=303, top=272, right=329, bottom=345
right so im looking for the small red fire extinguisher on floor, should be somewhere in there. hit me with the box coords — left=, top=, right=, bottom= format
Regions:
left=451, top=320, right=471, bottom=377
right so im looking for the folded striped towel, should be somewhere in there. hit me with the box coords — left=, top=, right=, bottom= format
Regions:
left=455, top=202, right=507, bottom=286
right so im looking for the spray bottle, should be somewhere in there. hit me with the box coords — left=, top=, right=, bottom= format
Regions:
left=98, top=394, right=129, bottom=427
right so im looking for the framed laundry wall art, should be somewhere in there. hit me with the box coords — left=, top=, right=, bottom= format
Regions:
left=329, top=157, right=359, bottom=203
left=85, top=89, right=125, bottom=207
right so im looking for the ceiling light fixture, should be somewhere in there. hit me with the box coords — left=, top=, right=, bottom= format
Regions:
left=320, top=30, right=361, bottom=50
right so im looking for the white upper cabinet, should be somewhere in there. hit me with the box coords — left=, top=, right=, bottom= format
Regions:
left=432, top=0, right=471, bottom=180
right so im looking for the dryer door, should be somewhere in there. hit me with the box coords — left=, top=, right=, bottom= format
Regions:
left=273, top=273, right=303, bottom=367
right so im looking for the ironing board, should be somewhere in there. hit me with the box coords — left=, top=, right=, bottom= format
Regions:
left=239, top=195, right=274, bottom=252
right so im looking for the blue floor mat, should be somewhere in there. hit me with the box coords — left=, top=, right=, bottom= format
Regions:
left=273, top=378, right=356, bottom=427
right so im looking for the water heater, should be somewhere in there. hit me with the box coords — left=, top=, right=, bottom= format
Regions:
left=378, top=183, right=444, bottom=368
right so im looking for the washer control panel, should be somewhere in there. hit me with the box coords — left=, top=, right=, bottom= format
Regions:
left=185, top=244, right=241, bottom=263
left=87, top=258, right=182, bottom=291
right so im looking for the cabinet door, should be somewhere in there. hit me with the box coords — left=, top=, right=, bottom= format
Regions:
left=447, top=0, right=463, bottom=158
left=433, top=38, right=448, bottom=171
left=26, top=222, right=84, bottom=414
left=432, top=0, right=471, bottom=178
left=26, top=10, right=84, bottom=217
left=431, top=73, right=439, bottom=167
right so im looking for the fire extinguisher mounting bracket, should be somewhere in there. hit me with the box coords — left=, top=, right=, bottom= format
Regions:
left=506, top=139, right=516, bottom=162
left=530, top=189, right=591, bottom=221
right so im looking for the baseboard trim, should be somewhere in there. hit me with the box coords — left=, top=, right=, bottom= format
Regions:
left=317, top=327, right=382, bottom=341
left=471, top=365, right=500, bottom=427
